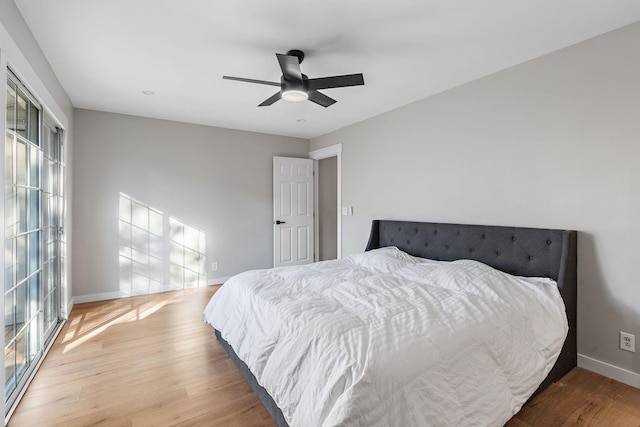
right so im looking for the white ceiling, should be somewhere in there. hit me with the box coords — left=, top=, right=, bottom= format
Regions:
left=14, top=0, right=640, bottom=139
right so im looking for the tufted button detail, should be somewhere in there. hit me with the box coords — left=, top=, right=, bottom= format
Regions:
left=406, top=240, right=411, bottom=245
left=547, top=240, right=552, bottom=245
left=434, top=230, right=438, bottom=235
left=481, top=234, right=486, bottom=239
left=527, top=255, right=533, bottom=260
left=511, top=236, right=516, bottom=241
left=469, top=248, right=475, bottom=253
left=445, top=245, right=450, bottom=250
left=496, top=251, right=501, bottom=256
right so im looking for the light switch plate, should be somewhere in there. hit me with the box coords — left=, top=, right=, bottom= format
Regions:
left=341, top=207, right=353, bottom=216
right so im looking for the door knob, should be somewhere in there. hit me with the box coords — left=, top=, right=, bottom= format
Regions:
left=275, top=220, right=286, bottom=225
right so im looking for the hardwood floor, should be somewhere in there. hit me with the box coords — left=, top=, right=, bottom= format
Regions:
left=506, top=368, right=640, bottom=426
left=8, top=286, right=640, bottom=426
left=9, top=286, right=275, bottom=427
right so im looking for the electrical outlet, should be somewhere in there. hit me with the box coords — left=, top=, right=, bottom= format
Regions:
left=211, top=262, right=218, bottom=272
left=620, top=332, right=635, bottom=352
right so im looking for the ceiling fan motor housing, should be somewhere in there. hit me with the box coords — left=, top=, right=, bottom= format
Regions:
left=281, top=74, right=307, bottom=91
left=286, top=49, right=305, bottom=64
left=280, top=75, right=308, bottom=101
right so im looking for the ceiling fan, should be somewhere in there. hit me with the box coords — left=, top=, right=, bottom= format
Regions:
left=223, top=50, right=364, bottom=108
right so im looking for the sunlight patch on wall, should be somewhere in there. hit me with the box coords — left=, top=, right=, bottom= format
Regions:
left=118, top=193, right=207, bottom=294
left=119, top=193, right=164, bottom=295
left=169, top=217, right=207, bottom=288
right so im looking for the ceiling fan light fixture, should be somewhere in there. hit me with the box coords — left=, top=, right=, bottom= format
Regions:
left=281, top=89, right=308, bottom=102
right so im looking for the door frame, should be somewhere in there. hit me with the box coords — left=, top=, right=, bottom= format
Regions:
left=309, top=143, right=342, bottom=260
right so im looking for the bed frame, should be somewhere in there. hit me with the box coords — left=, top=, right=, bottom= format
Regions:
left=216, top=220, right=577, bottom=426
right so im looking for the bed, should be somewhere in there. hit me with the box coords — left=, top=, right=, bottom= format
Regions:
left=204, top=220, right=577, bottom=426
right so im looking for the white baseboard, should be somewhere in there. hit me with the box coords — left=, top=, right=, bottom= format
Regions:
left=578, top=353, right=640, bottom=389
left=72, top=280, right=232, bottom=305
left=73, top=291, right=133, bottom=304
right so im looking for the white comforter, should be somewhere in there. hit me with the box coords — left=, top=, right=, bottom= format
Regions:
left=204, top=247, right=568, bottom=427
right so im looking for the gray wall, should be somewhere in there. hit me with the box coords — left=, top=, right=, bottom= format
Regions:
left=72, top=109, right=308, bottom=299
left=311, top=23, right=640, bottom=383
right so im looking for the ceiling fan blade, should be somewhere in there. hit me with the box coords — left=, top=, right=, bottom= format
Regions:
left=258, top=92, right=281, bottom=107
left=223, top=76, right=280, bottom=87
left=307, top=73, right=365, bottom=90
left=308, top=90, right=337, bottom=108
left=276, top=53, right=303, bottom=82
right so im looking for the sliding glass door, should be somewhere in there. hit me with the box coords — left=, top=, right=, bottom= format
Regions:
left=41, top=116, right=64, bottom=343
left=4, top=71, right=64, bottom=413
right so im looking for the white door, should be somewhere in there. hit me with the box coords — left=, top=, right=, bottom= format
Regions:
left=273, top=156, right=314, bottom=267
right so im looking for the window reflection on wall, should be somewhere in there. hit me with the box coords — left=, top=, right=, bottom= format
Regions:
left=169, top=217, right=207, bottom=289
left=118, top=193, right=207, bottom=294
left=119, top=193, right=163, bottom=295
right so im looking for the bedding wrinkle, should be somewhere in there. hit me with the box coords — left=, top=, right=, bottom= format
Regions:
left=204, top=247, right=567, bottom=427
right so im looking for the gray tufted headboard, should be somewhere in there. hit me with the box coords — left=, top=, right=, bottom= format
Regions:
left=365, top=220, right=577, bottom=395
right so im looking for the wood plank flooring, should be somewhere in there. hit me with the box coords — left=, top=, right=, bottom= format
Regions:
left=506, top=368, right=640, bottom=426
left=8, top=286, right=640, bottom=426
